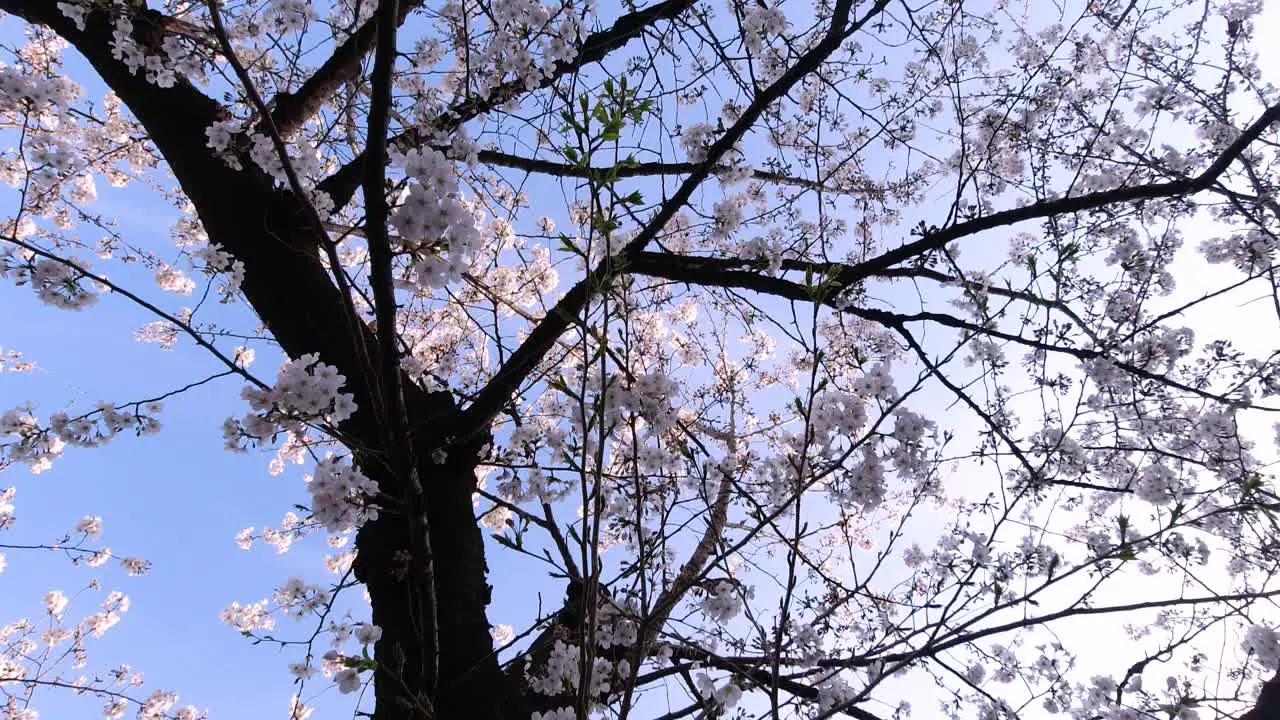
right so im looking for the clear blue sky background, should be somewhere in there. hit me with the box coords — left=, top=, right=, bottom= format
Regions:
left=0, top=186, right=350, bottom=715
left=0, top=20, right=359, bottom=716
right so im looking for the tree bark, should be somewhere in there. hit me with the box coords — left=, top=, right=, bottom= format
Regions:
left=354, top=417, right=512, bottom=719
left=1243, top=670, right=1280, bottom=720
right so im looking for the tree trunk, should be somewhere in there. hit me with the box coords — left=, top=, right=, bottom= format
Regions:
left=1244, top=670, right=1280, bottom=720
left=354, top=412, right=515, bottom=719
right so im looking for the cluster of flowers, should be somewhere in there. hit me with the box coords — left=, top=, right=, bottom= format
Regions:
left=816, top=675, right=858, bottom=714
left=56, top=1, right=203, bottom=89
left=530, top=709, right=576, bottom=720
left=456, top=0, right=584, bottom=98
left=740, top=5, right=787, bottom=54
left=495, top=466, right=569, bottom=505
left=594, top=599, right=640, bottom=649
left=219, top=599, right=273, bottom=633
left=1132, top=462, right=1185, bottom=505
left=205, top=119, right=333, bottom=206
left=272, top=576, right=327, bottom=619
left=233, top=511, right=316, bottom=555
left=223, top=356, right=379, bottom=532
left=740, top=233, right=785, bottom=273
left=788, top=621, right=826, bottom=666
left=681, top=123, right=717, bottom=163
left=1, top=497, right=136, bottom=576
left=0, top=401, right=162, bottom=474
left=711, top=194, right=746, bottom=241
left=222, top=354, right=356, bottom=450
left=808, top=390, right=869, bottom=448
left=555, top=370, right=684, bottom=444
left=469, top=243, right=560, bottom=317
left=0, top=247, right=102, bottom=311
left=695, top=673, right=743, bottom=710
left=306, top=455, right=379, bottom=533
left=284, top=623, right=382, bottom=691
left=153, top=265, right=194, bottom=296
left=0, top=408, right=63, bottom=474
left=614, top=371, right=682, bottom=434
left=2, top=585, right=196, bottom=719
left=0, top=62, right=79, bottom=112
left=889, top=408, right=933, bottom=475
left=1201, top=230, right=1278, bottom=273
left=4, top=75, right=99, bottom=194
left=825, top=446, right=887, bottom=513
left=389, top=146, right=483, bottom=289
left=1243, top=624, right=1280, bottom=671
left=189, top=239, right=246, bottom=304
left=262, top=0, right=315, bottom=34
left=525, top=639, right=631, bottom=698
left=0, top=347, right=35, bottom=373
left=133, top=692, right=205, bottom=720
left=699, top=580, right=744, bottom=623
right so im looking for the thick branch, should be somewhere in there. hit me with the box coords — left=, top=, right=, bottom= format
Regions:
left=316, top=0, right=697, bottom=210
left=269, top=0, right=426, bottom=136
left=669, top=590, right=1280, bottom=671
left=456, top=0, right=891, bottom=441
left=2, top=5, right=510, bottom=717
left=834, top=101, right=1280, bottom=281
left=630, top=252, right=1078, bottom=312
left=474, top=148, right=870, bottom=195
left=1244, top=671, right=1280, bottom=720
left=628, top=252, right=1276, bottom=410
left=359, top=0, right=448, bottom=715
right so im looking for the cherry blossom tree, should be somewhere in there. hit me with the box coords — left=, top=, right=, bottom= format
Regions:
left=2, top=0, right=1280, bottom=718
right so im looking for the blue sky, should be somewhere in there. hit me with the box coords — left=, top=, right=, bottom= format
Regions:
left=1, top=188, right=334, bottom=714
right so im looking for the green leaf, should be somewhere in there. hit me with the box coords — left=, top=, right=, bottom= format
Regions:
left=491, top=532, right=522, bottom=552
left=1060, top=242, right=1080, bottom=263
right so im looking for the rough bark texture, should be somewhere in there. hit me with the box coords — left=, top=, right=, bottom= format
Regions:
left=354, top=424, right=508, bottom=719
left=1243, top=670, right=1280, bottom=720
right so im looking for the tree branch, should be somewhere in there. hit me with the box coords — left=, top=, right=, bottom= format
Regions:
left=626, top=252, right=1280, bottom=411
left=1244, top=670, right=1280, bottom=720
left=455, top=0, right=892, bottom=443
left=359, top=0, right=446, bottom=711
left=268, top=0, right=427, bottom=136
left=833, top=101, right=1280, bottom=282
left=316, top=0, right=698, bottom=211
left=630, top=252, right=1086, bottom=318
left=474, top=148, right=872, bottom=195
